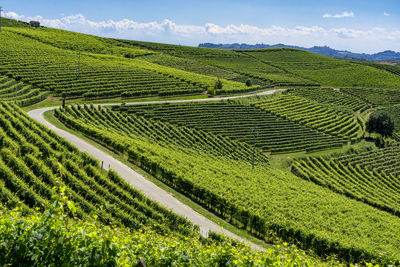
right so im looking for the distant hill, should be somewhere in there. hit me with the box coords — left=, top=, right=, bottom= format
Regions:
left=199, top=43, right=400, bottom=62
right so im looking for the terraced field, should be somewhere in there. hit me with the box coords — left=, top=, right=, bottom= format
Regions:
left=114, top=102, right=347, bottom=153
left=342, top=87, right=400, bottom=106
left=54, top=103, right=400, bottom=264
left=56, top=105, right=269, bottom=165
left=0, top=76, right=48, bottom=107
left=242, top=49, right=400, bottom=88
left=285, top=87, right=370, bottom=113
left=253, top=94, right=363, bottom=141
left=0, top=102, right=193, bottom=235
left=0, top=29, right=255, bottom=99
left=292, top=144, right=400, bottom=216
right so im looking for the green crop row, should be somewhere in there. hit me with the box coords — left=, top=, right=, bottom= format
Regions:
left=292, top=145, right=400, bottom=217
left=253, top=94, right=363, bottom=141
left=285, top=87, right=370, bottom=113
left=0, top=76, right=48, bottom=106
left=55, top=103, right=400, bottom=264
left=0, top=102, right=194, bottom=236
left=115, top=102, right=347, bottom=153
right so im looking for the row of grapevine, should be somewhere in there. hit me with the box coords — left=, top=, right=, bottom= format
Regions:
left=253, top=94, right=363, bottom=141
left=114, top=102, right=348, bottom=153
left=54, top=104, right=400, bottom=264
left=342, top=87, right=400, bottom=106
left=0, top=76, right=48, bottom=106
left=285, top=87, right=370, bottom=113
left=0, top=29, right=254, bottom=99
left=0, top=102, right=194, bottom=235
left=292, top=145, right=400, bottom=217
left=57, top=104, right=270, bottom=165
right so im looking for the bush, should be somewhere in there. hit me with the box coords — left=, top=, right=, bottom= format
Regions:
left=246, top=79, right=252, bottom=87
left=214, top=80, right=223, bottom=90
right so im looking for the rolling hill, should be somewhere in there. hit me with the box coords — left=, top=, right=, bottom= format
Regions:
left=1, top=17, right=400, bottom=265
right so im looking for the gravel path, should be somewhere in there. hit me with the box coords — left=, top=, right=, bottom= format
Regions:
left=27, top=89, right=277, bottom=250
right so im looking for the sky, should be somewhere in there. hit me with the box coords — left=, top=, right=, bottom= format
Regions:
left=1, top=0, right=399, bottom=53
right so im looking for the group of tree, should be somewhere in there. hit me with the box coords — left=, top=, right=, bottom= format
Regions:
left=366, top=112, right=394, bottom=147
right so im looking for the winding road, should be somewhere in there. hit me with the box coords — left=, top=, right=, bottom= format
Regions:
left=27, top=89, right=278, bottom=250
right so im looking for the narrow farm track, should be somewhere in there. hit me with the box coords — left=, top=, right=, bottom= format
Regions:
left=27, top=89, right=277, bottom=250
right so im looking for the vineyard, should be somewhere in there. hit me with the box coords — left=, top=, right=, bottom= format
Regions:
left=2, top=17, right=400, bottom=266
left=341, top=87, right=400, bottom=106
left=55, top=104, right=270, bottom=165
left=0, top=76, right=48, bottom=107
left=54, top=104, right=400, bottom=264
left=253, top=94, right=363, bottom=141
left=0, top=102, right=194, bottom=235
left=114, top=102, right=348, bottom=153
left=292, top=144, right=400, bottom=217
left=285, top=87, right=370, bottom=113
left=242, top=49, right=400, bottom=88
left=0, top=29, right=256, bottom=99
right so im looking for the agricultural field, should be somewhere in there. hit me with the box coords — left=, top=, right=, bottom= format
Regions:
left=292, top=144, right=400, bottom=216
left=2, top=17, right=400, bottom=266
left=253, top=94, right=363, bottom=141
left=242, top=49, right=400, bottom=88
left=342, top=87, right=400, bottom=106
left=0, top=29, right=256, bottom=100
left=0, top=76, right=48, bottom=107
left=0, top=102, right=193, bottom=235
left=285, top=87, right=370, bottom=113
left=54, top=104, right=400, bottom=264
left=114, top=102, right=348, bottom=153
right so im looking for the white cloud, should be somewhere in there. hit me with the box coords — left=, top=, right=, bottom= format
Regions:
left=323, top=11, right=354, bottom=19
left=3, top=11, right=399, bottom=53
left=4, top=11, right=25, bottom=20
left=384, top=12, right=390, bottom=16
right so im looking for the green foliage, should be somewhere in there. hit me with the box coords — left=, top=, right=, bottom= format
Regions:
left=366, top=111, right=394, bottom=137
left=253, top=94, right=363, bottom=141
left=342, top=87, right=400, bottom=106
left=57, top=104, right=400, bottom=264
left=246, top=79, right=252, bottom=86
left=0, top=29, right=254, bottom=100
left=292, top=144, right=400, bottom=217
left=0, top=102, right=194, bottom=236
left=115, top=102, right=347, bottom=153
left=0, top=76, right=48, bottom=107
left=215, top=79, right=223, bottom=89
left=1, top=18, right=30, bottom=27
left=0, top=204, right=328, bottom=266
left=285, top=87, right=370, bottom=113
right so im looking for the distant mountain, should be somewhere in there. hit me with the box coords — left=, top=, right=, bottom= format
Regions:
left=198, top=43, right=400, bottom=62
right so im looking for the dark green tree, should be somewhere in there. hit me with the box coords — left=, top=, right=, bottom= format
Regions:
left=246, top=79, right=252, bottom=87
left=214, top=79, right=223, bottom=90
left=366, top=112, right=394, bottom=138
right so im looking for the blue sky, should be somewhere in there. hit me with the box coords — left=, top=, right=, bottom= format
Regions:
left=2, top=0, right=399, bottom=53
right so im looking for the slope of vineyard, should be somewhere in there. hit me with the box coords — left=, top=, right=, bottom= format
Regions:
left=57, top=104, right=269, bottom=165
left=0, top=207, right=328, bottom=267
left=54, top=104, right=400, bottom=264
left=253, top=94, right=363, bottom=141
left=0, top=76, right=48, bottom=107
left=285, top=87, right=370, bottom=113
left=292, top=144, right=400, bottom=217
left=114, top=102, right=348, bottom=153
left=0, top=29, right=256, bottom=99
left=342, top=87, right=400, bottom=106
left=243, top=49, right=400, bottom=88
left=0, top=102, right=194, bottom=235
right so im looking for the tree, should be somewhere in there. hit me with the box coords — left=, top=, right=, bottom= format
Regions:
left=214, top=79, right=223, bottom=90
left=366, top=112, right=394, bottom=138
left=246, top=79, right=252, bottom=87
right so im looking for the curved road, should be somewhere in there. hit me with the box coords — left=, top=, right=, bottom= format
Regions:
left=27, top=89, right=277, bottom=250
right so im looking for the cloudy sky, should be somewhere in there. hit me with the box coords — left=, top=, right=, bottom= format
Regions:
left=2, top=0, right=399, bottom=53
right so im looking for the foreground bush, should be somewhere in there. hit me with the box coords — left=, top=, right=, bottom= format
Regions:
left=0, top=201, right=334, bottom=266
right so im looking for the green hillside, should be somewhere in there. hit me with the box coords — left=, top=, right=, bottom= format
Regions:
left=54, top=104, right=400, bottom=264
left=2, top=17, right=400, bottom=266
